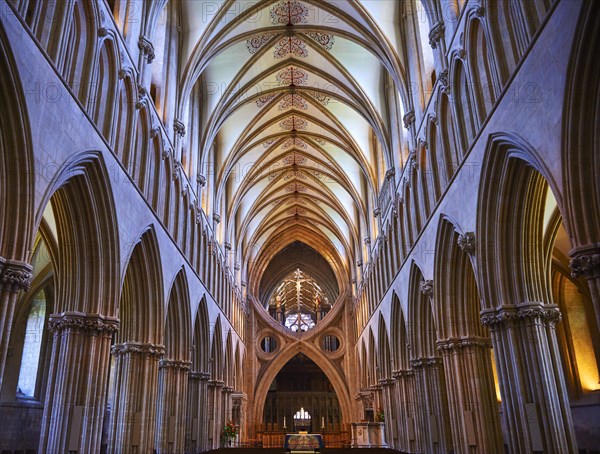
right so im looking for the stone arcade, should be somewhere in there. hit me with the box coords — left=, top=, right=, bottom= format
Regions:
left=0, top=0, right=599, bottom=453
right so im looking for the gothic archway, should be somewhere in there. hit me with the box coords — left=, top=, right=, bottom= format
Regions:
left=252, top=345, right=352, bottom=440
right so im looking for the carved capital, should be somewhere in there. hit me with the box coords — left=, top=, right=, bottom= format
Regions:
left=419, top=279, right=433, bottom=297
left=213, top=213, right=221, bottom=224
left=403, top=110, right=415, bottom=129
left=354, top=390, right=375, bottom=407
left=138, top=35, right=155, bottom=63
left=112, top=342, right=165, bottom=358
left=457, top=231, right=476, bottom=254
left=136, top=84, right=147, bottom=110
left=172, top=160, right=182, bottom=181
left=208, top=379, right=225, bottom=388
left=356, top=260, right=363, bottom=267
left=159, top=359, right=192, bottom=371
left=570, top=250, right=600, bottom=279
left=98, top=27, right=109, bottom=37
left=48, top=312, right=120, bottom=336
left=373, top=207, right=381, bottom=218
left=408, top=150, right=419, bottom=170
left=437, top=336, right=491, bottom=352
left=224, top=242, right=232, bottom=251
left=197, top=174, right=207, bottom=187
left=173, top=119, right=186, bottom=138
left=190, top=371, right=211, bottom=381
left=428, top=20, right=445, bottom=49
left=480, top=303, right=562, bottom=328
left=438, top=70, right=449, bottom=93
left=410, top=356, right=441, bottom=369
left=0, top=258, right=33, bottom=292
left=378, top=378, right=395, bottom=387
left=392, top=369, right=414, bottom=379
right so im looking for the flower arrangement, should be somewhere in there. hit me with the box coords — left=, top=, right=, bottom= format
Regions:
left=222, top=420, right=238, bottom=441
left=374, top=408, right=385, bottom=422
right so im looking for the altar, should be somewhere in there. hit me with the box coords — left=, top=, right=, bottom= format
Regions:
left=284, top=433, right=324, bottom=453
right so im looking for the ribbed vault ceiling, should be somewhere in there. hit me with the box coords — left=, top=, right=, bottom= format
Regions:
left=180, top=0, right=405, bottom=289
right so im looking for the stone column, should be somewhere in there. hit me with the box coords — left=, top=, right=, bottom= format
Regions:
left=354, top=389, right=374, bottom=423
left=154, top=359, right=191, bottom=454
left=378, top=379, right=395, bottom=448
left=187, top=371, right=211, bottom=452
left=410, top=357, right=453, bottom=454
left=481, top=303, right=578, bottom=453
left=392, top=369, right=420, bottom=453
left=369, top=384, right=383, bottom=418
left=570, top=247, right=600, bottom=331
left=221, top=386, right=234, bottom=422
left=437, top=336, right=504, bottom=453
left=208, top=379, right=225, bottom=448
left=137, top=34, right=155, bottom=89
left=39, top=312, right=119, bottom=453
left=107, top=342, right=164, bottom=454
left=222, top=385, right=235, bottom=430
left=232, top=393, right=248, bottom=442
left=0, top=258, right=32, bottom=390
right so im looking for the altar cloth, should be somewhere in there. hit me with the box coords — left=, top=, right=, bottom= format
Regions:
left=284, top=433, right=324, bottom=451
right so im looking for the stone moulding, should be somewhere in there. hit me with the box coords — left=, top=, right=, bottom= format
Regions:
left=480, top=303, right=562, bottom=328
left=569, top=251, right=600, bottom=278
left=436, top=336, right=491, bottom=351
left=0, top=257, right=33, bottom=291
left=158, top=359, right=192, bottom=371
left=48, top=312, right=120, bottom=334
left=410, top=356, right=441, bottom=369
left=111, top=342, right=165, bottom=358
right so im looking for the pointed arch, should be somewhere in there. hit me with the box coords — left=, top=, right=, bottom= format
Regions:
left=58, top=0, right=96, bottom=104
left=117, top=226, right=164, bottom=344
left=407, top=262, right=437, bottom=358
left=210, top=315, right=224, bottom=379
left=91, top=37, right=118, bottom=137
left=433, top=217, right=485, bottom=340
left=476, top=133, right=560, bottom=310
left=192, top=296, right=211, bottom=373
left=562, top=0, right=600, bottom=249
left=251, top=344, right=352, bottom=436
left=164, top=269, right=192, bottom=360
left=0, top=24, right=35, bottom=260
left=377, top=313, right=392, bottom=379
left=466, top=17, right=498, bottom=122
left=451, top=58, right=478, bottom=150
left=113, top=72, right=136, bottom=162
left=224, top=330, right=234, bottom=387
left=39, top=152, right=120, bottom=315
left=390, top=292, right=409, bottom=371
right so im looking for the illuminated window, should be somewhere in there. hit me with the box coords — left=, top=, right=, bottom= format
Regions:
left=17, top=290, right=46, bottom=397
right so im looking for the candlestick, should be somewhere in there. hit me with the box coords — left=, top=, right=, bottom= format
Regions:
left=283, top=416, right=286, bottom=428
left=321, top=416, right=325, bottom=428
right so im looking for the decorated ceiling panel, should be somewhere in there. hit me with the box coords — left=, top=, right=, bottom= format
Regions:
left=180, top=0, right=405, bottom=298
